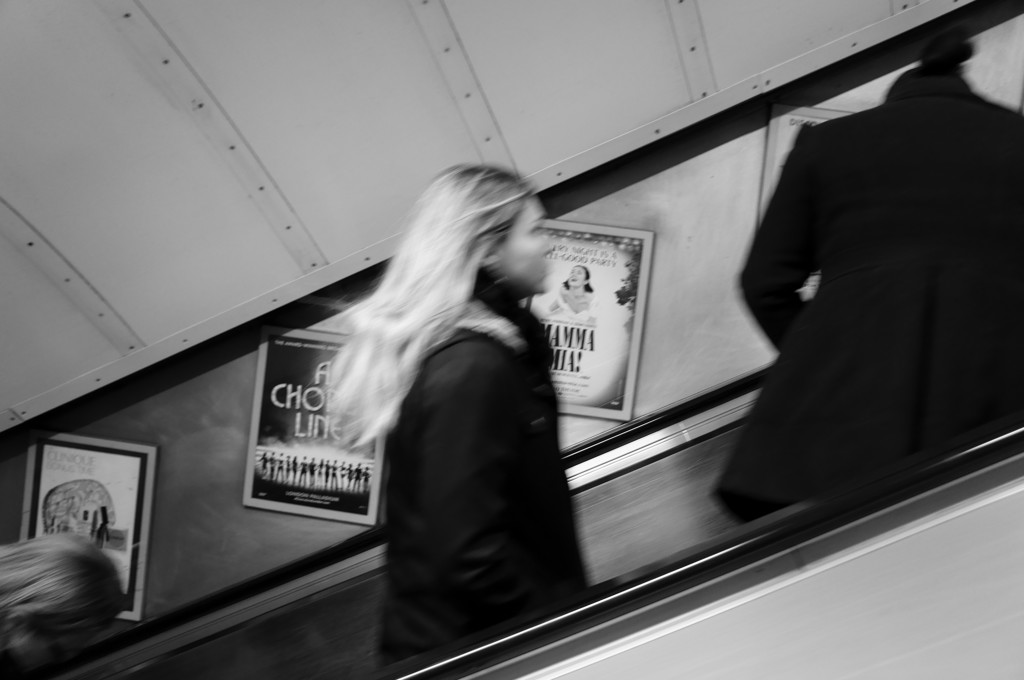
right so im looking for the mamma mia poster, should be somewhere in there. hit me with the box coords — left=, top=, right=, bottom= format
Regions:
left=530, top=221, right=653, bottom=421
left=243, top=327, right=382, bottom=525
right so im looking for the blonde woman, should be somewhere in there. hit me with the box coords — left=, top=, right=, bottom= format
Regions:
left=330, top=165, right=586, bottom=663
left=0, top=535, right=123, bottom=677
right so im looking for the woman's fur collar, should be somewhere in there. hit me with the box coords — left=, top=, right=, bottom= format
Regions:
left=454, top=300, right=527, bottom=355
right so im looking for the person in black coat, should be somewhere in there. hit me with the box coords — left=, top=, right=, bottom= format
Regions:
left=329, top=165, right=586, bottom=664
left=717, top=28, right=1024, bottom=521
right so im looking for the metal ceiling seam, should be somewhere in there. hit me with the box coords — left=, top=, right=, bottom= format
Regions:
left=666, top=0, right=718, bottom=104
left=0, top=194, right=143, bottom=355
left=405, top=0, right=516, bottom=169
left=526, top=0, right=976, bottom=190
left=91, top=0, right=329, bottom=274
left=3, top=235, right=398, bottom=432
left=525, top=73, right=762, bottom=190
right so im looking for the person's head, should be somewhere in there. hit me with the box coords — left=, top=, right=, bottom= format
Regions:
left=0, top=535, right=123, bottom=670
left=916, top=25, right=973, bottom=77
left=563, top=265, right=593, bottom=293
left=382, top=164, right=547, bottom=303
left=329, top=164, right=549, bottom=448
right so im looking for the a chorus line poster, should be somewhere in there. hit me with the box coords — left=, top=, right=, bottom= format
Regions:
left=530, top=220, right=653, bottom=421
left=243, top=327, right=382, bottom=525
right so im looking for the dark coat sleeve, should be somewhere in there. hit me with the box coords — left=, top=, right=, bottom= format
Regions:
left=741, top=124, right=819, bottom=347
left=416, top=340, right=534, bottom=620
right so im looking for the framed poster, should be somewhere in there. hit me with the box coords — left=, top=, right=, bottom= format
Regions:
left=243, top=326, right=383, bottom=526
left=762, top=104, right=852, bottom=300
left=529, top=220, right=653, bottom=421
left=21, top=432, right=156, bottom=621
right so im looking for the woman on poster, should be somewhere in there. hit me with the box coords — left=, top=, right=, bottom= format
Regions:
left=546, top=265, right=598, bottom=325
left=329, top=165, right=586, bottom=664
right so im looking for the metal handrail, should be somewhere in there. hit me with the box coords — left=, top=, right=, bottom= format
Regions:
left=382, top=410, right=1024, bottom=679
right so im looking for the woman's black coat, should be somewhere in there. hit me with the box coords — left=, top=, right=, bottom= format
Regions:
left=719, top=70, right=1024, bottom=507
left=379, top=286, right=586, bottom=663
left=0, top=650, right=28, bottom=680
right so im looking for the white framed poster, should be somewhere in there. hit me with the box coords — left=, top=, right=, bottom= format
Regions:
left=529, top=220, right=653, bottom=421
left=243, top=326, right=383, bottom=526
left=21, top=432, right=157, bottom=621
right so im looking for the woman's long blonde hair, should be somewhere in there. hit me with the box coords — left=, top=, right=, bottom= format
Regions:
left=0, top=535, right=123, bottom=652
left=329, top=165, right=533, bottom=448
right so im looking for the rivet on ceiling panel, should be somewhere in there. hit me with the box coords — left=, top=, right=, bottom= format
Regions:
left=667, top=0, right=718, bottom=102
left=891, top=0, right=920, bottom=11
left=0, top=196, right=143, bottom=356
left=95, top=0, right=329, bottom=273
left=406, top=0, right=515, bottom=168
left=0, top=409, right=24, bottom=434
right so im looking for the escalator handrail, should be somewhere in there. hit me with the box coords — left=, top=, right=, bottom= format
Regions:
left=383, top=409, right=1024, bottom=679
left=48, top=368, right=768, bottom=674
left=560, top=367, right=765, bottom=467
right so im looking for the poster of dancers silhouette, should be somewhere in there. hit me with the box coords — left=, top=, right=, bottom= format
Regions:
left=528, top=220, right=653, bottom=421
left=21, top=432, right=157, bottom=621
left=243, top=326, right=382, bottom=525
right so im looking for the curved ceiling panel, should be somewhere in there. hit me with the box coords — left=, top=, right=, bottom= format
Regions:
left=0, top=1, right=304, bottom=345
left=445, top=0, right=694, bottom=176
left=699, top=0, right=894, bottom=90
left=0, top=233, right=122, bottom=419
left=137, top=0, right=485, bottom=263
